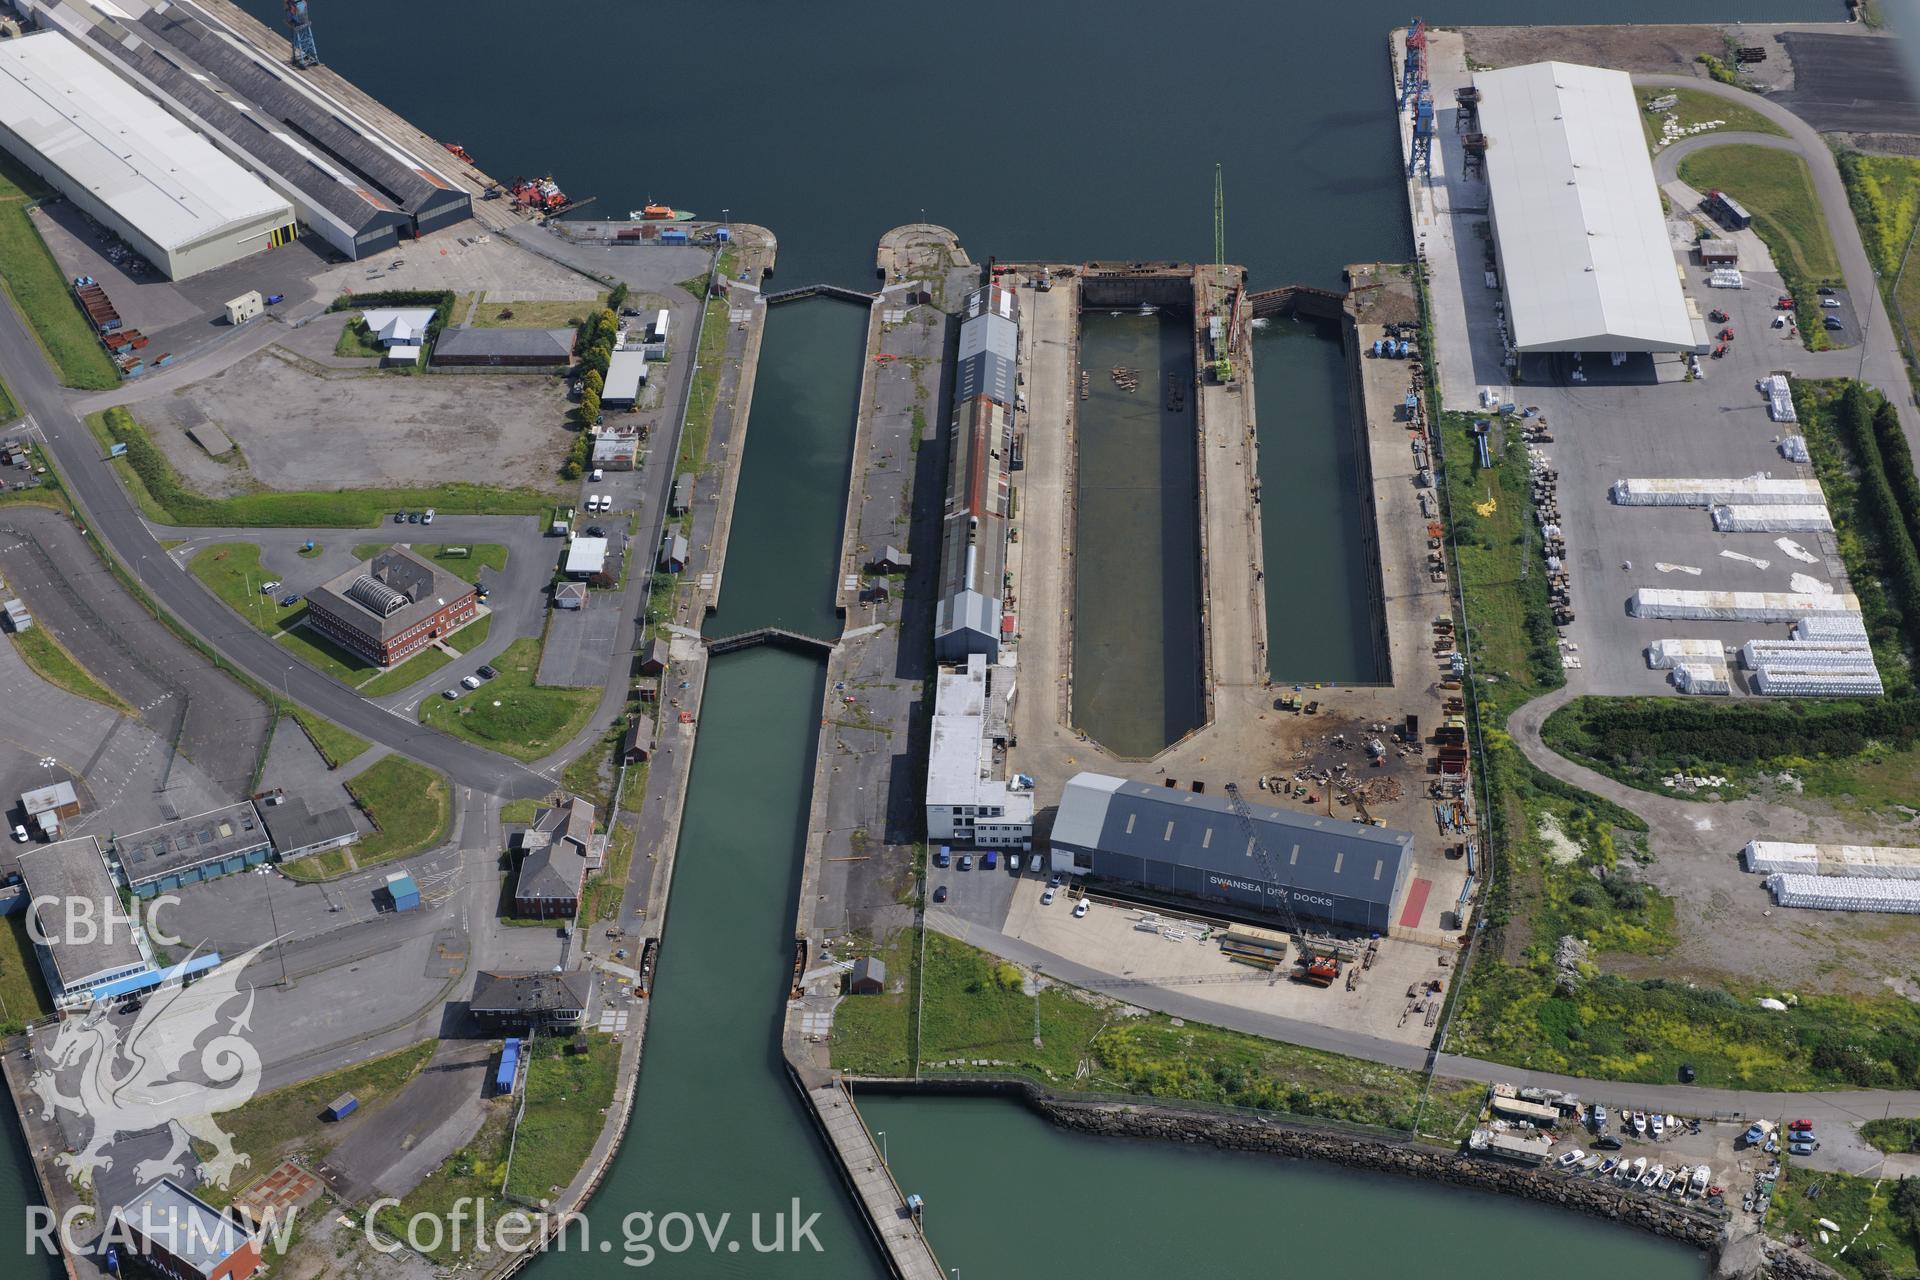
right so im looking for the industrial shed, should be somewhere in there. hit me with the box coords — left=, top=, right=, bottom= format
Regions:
left=28, top=0, right=470, bottom=261
left=432, top=327, right=575, bottom=368
left=1474, top=61, right=1702, bottom=353
left=1046, top=772, right=1413, bottom=932
left=111, top=802, right=270, bottom=898
left=0, top=32, right=294, bottom=280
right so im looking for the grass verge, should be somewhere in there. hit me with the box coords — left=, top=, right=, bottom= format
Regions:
left=0, top=912, right=53, bottom=1034
left=472, top=295, right=605, bottom=329
left=356, top=644, right=457, bottom=699
left=197, top=1041, right=435, bottom=1208
left=1677, top=144, right=1841, bottom=350
left=0, top=152, right=119, bottom=389
left=90, top=408, right=554, bottom=527
left=831, top=931, right=1480, bottom=1138
left=1840, top=150, right=1920, bottom=400
left=503, top=1033, right=620, bottom=1200
left=352, top=541, right=508, bottom=584
left=333, top=318, right=387, bottom=358
left=581, top=818, right=635, bottom=922
left=8, top=624, right=132, bottom=714
left=287, top=708, right=371, bottom=769
left=1642, top=87, right=1785, bottom=152
left=373, top=1108, right=511, bottom=1264
left=346, top=756, right=451, bottom=866
left=677, top=291, right=731, bottom=476
left=417, top=636, right=597, bottom=761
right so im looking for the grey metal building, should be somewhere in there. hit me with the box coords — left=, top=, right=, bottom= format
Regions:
left=1046, top=772, right=1413, bottom=933
left=26, top=0, right=471, bottom=261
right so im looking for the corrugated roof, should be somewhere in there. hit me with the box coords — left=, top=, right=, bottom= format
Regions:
left=0, top=32, right=290, bottom=254
left=1050, top=772, right=1412, bottom=910
left=1475, top=62, right=1699, bottom=352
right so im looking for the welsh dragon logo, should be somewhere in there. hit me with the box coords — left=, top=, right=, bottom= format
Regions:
left=28, top=942, right=272, bottom=1191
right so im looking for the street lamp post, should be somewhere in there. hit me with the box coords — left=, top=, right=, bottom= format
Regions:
left=1858, top=270, right=1882, bottom=383
left=876, top=1130, right=888, bottom=1164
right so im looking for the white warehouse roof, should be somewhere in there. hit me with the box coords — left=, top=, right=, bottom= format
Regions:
left=0, top=31, right=289, bottom=255
left=1476, top=61, right=1700, bottom=353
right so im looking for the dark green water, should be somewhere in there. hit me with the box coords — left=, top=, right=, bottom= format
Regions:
left=1072, top=310, right=1205, bottom=755
left=1257, top=317, right=1385, bottom=683
left=3, top=1, right=1844, bottom=1274
left=860, top=1094, right=1709, bottom=1280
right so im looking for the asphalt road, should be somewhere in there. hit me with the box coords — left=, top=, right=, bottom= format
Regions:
left=0, top=280, right=638, bottom=800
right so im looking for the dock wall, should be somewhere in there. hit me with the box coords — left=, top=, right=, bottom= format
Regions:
left=1341, top=303, right=1398, bottom=687
left=847, top=1075, right=1732, bottom=1260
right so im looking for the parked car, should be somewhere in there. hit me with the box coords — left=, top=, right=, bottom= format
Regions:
left=1788, top=1119, right=1814, bottom=1132
left=982, top=851, right=998, bottom=870
left=1072, top=899, right=1090, bottom=918
left=461, top=674, right=482, bottom=690
left=1048, top=873, right=1062, bottom=888
left=957, top=854, right=972, bottom=871
left=1817, top=285, right=1835, bottom=295
left=259, top=580, right=281, bottom=594
left=933, top=847, right=950, bottom=869
left=476, top=665, right=498, bottom=681
left=1009, top=854, right=1022, bottom=872
left=10, top=824, right=26, bottom=843
left=1593, top=1136, right=1623, bottom=1151
left=585, top=525, right=606, bottom=538
left=394, top=511, right=407, bottom=524
left=1789, top=1141, right=1816, bottom=1156
left=278, top=593, right=300, bottom=607
left=408, top=511, right=421, bottom=524
left=423, top=508, right=435, bottom=524
left=1040, top=886, right=1056, bottom=905
left=1821, top=297, right=1842, bottom=307
left=590, top=468, right=605, bottom=482
left=1824, top=317, right=1845, bottom=331
left=442, top=687, right=462, bottom=699
left=932, top=885, right=947, bottom=904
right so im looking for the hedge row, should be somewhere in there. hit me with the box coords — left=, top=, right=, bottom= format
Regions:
left=1560, top=695, right=1920, bottom=765
left=1837, top=385, right=1920, bottom=657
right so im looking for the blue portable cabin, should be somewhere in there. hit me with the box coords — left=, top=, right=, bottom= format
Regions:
left=386, top=871, right=421, bottom=912
left=659, top=227, right=689, bottom=245
left=496, top=1037, right=521, bottom=1094
left=325, top=1093, right=358, bottom=1121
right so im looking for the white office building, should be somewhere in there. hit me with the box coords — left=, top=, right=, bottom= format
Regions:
left=925, top=653, right=1032, bottom=849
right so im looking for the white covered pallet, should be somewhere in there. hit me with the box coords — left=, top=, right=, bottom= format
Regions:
left=1762, top=374, right=1797, bottom=423
left=1647, top=638, right=1725, bottom=669
left=1766, top=873, right=1920, bottom=914
left=1710, top=504, right=1832, bottom=533
left=1743, top=841, right=1920, bottom=879
left=1752, top=667, right=1885, bottom=697
left=1779, top=435, right=1810, bottom=463
left=1610, top=475, right=1823, bottom=507
left=1739, top=640, right=1876, bottom=670
left=1794, top=614, right=1869, bottom=642
left=1672, top=661, right=1731, bottom=694
left=1629, top=588, right=1861, bottom=622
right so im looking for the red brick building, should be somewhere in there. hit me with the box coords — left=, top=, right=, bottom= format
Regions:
left=111, top=1177, right=263, bottom=1280
left=302, top=545, right=477, bottom=666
